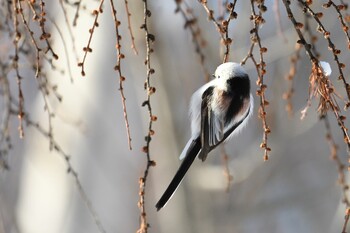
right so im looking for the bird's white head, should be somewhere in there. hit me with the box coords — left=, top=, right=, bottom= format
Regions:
left=214, top=62, right=247, bottom=80
left=214, top=62, right=248, bottom=90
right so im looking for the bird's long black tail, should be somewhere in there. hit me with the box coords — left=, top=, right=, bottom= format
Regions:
left=155, top=137, right=201, bottom=211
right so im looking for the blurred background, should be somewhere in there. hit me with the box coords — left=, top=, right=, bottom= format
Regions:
left=1, top=1, right=350, bottom=233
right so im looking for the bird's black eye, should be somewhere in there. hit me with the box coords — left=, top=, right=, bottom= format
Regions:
left=217, top=76, right=220, bottom=79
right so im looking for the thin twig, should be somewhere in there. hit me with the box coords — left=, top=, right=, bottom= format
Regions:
left=16, top=0, right=41, bottom=78
left=124, top=0, right=138, bottom=55
left=137, top=0, right=156, bottom=232
left=12, top=0, right=25, bottom=138
left=281, top=0, right=350, bottom=166
left=221, top=146, right=233, bottom=192
left=283, top=43, right=302, bottom=117
left=72, top=0, right=82, bottom=26
left=298, top=0, right=350, bottom=108
left=25, top=0, right=58, bottom=60
left=222, top=0, right=237, bottom=63
left=78, top=0, right=105, bottom=76
left=325, top=1, right=350, bottom=51
left=198, top=0, right=225, bottom=42
left=242, top=0, right=271, bottom=161
left=323, top=114, right=350, bottom=233
left=198, top=0, right=237, bottom=63
left=109, top=0, right=132, bottom=150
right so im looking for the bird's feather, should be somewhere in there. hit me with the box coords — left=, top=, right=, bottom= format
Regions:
left=198, top=87, right=213, bottom=161
left=155, top=138, right=201, bottom=211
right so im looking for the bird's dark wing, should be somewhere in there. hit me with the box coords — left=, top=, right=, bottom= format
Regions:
left=155, top=137, right=201, bottom=211
left=208, top=106, right=224, bottom=147
left=198, top=86, right=217, bottom=161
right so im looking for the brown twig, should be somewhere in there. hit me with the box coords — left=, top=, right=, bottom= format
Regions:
left=281, top=0, right=350, bottom=167
left=25, top=0, right=58, bottom=60
left=198, top=0, right=237, bottom=63
left=325, top=1, right=350, bottom=50
left=344, top=208, right=350, bottom=233
left=72, top=0, right=82, bottom=26
left=137, top=0, right=156, bottom=232
left=242, top=0, right=271, bottom=161
left=222, top=0, right=237, bottom=63
left=16, top=0, right=41, bottom=78
left=283, top=43, right=302, bottom=117
left=297, top=14, right=350, bottom=225
left=323, top=114, right=350, bottom=233
left=124, top=0, right=138, bottom=55
left=311, top=61, right=350, bottom=161
left=109, top=0, right=132, bottom=150
left=12, top=0, right=24, bottom=138
left=12, top=1, right=58, bottom=151
left=198, top=0, right=226, bottom=43
left=221, top=146, right=233, bottom=192
left=78, top=0, right=105, bottom=76
left=298, top=0, right=350, bottom=108
left=18, top=0, right=59, bottom=151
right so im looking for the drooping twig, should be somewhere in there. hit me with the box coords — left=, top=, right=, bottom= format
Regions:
left=222, top=0, right=237, bottom=63
left=282, top=2, right=350, bottom=221
left=298, top=0, right=350, bottom=108
left=322, top=114, right=350, bottom=233
left=11, top=0, right=25, bottom=138
left=124, top=0, right=138, bottom=55
left=30, top=0, right=58, bottom=59
left=78, top=0, right=105, bottom=76
left=283, top=43, right=302, bottom=117
left=72, top=0, right=82, bottom=26
left=138, top=0, right=156, bottom=232
left=324, top=1, right=350, bottom=52
left=16, top=0, right=41, bottom=78
left=242, top=0, right=271, bottom=161
left=198, top=0, right=238, bottom=63
left=198, top=0, right=225, bottom=42
left=19, top=1, right=56, bottom=149
left=109, top=0, right=132, bottom=150
left=221, top=146, right=233, bottom=192
left=281, top=0, right=350, bottom=168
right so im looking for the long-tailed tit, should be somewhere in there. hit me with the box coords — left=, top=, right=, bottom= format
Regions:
left=156, top=62, right=253, bottom=211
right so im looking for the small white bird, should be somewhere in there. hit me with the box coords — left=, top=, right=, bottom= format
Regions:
left=156, top=62, right=253, bottom=211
